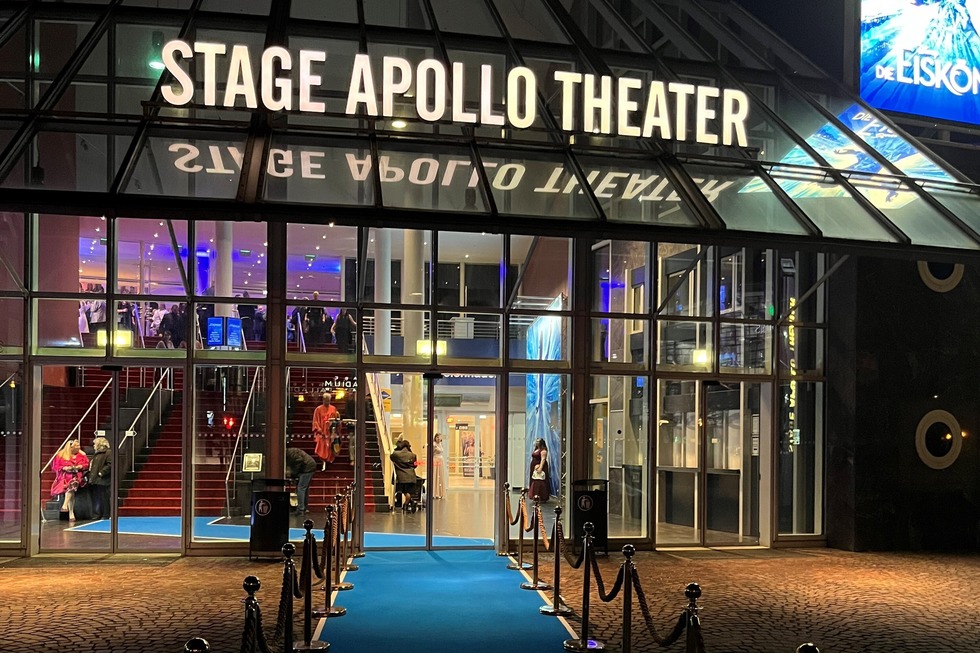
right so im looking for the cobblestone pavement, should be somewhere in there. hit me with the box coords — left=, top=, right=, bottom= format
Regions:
left=1, top=548, right=978, bottom=653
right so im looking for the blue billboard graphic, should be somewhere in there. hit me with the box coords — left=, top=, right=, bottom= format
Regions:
left=861, top=0, right=980, bottom=125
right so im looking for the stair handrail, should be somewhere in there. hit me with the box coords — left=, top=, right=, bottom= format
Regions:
left=0, top=372, right=15, bottom=389
left=362, top=337, right=395, bottom=508
left=40, top=376, right=114, bottom=476
left=298, top=316, right=307, bottom=353
left=119, top=369, right=171, bottom=472
left=224, top=366, right=264, bottom=517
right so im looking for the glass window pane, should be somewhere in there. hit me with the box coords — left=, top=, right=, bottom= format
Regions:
left=363, top=0, right=430, bottom=29
left=437, top=232, right=501, bottom=308
left=192, top=365, right=266, bottom=543
left=922, top=183, right=980, bottom=239
left=200, top=0, right=272, bottom=13
left=719, top=247, right=772, bottom=320
left=510, top=313, right=568, bottom=364
left=378, top=143, right=490, bottom=212
left=0, top=297, right=24, bottom=351
left=561, top=0, right=643, bottom=51
left=657, top=320, right=713, bottom=372
left=589, top=374, right=648, bottom=538
left=430, top=0, right=501, bottom=35
left=778, top=381, right=823, bottom=536
left=778, top=250, right=825, bottom=325
left=291, top=0, right=358, bottom=21
left=491, top=0, right=568, bottom=43
left=592, top=318, right=648, bottom=367
left=115, top=24, right=181, bottom=80
left=0, top=363, right=24, bottom=543
left=509, top=236, right=570, bottom=310
left=779, top=326, right=823, bottom=377
left=2, top=129, right=125, bottom=192
left=719, top=323, right=771, bottom=374
left=363, top=309, right=431, bottom=364
left=35, top=21, right=97, bottom=76
left=656, top=379, right=699, bottom=543
left=593, top=239, right=649, bottom=313
left=110, top=299, right=189, bottom=357
left=36, top=298, right=102, bottom=352
left=437, top=312, right=501, bottom=364
left=35, top=214, right=106, bottom=293
left=682, top=162, right=810, bottom=236
left=479, top=148, right=599, bottom=219
left=284, top=303, right=351, bottom=355
left=287, top=223, right=356, bottom=303
left=572, top=156, right=700, bottom=226
left=116, top=217, right=189, bottom=295
left=0, top=212, right=25, bottom=292
left=657, top=243, right=714, bottom=318
left=263, top=137, right=374, bottom=206
left=769, top=167, right=898, bottom=243
left=364, top=228, right=432, bottom=304
left=124, top=134, right=248, bottom=200
left=194, top=221, right=268, bottom=297
left=849, top=174, right=980, bottom=250
left=508, top=372, right=568, bottom=536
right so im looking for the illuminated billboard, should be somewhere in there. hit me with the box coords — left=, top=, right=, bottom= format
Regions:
left=861, top=0, right=980, bottom=125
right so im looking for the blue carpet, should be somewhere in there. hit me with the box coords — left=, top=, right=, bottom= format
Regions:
left=68, top=517, right=494, bottom=547
left=317, top=550, right=573, bottom=652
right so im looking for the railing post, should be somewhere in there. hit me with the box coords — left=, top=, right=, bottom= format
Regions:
left=621, top=545, right=635, bottom=653
left=540, top=505, right=573, bottom=617
left=684, top=583, right=702, bottom=653
left=296, top=520, right=328, bottom=651
left=563, top=522, right=604, bottom=652
left=498, top=482, right=517, bottom=557
left=183, top=637, right=210, bottom=652
left=520, top=496, right=552, bottom=592
left=333, top=494, right=353, bottom=591
left=796, top=644, right=820, bottom=653
left=507, top=489, right=532, bottom=571
left=314, top=505, right=346, bottom=619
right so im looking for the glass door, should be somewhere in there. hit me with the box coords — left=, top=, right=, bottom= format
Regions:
left=362, top=371, right=496, bottom=550
left=39, top=364, right=183, bottom=552
left=656, top=379, right=767, bottom=547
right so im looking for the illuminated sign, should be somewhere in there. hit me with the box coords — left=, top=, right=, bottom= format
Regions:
left=161, top=41, right=751, bottom=146
left=861, top=1, right=980, bottom=125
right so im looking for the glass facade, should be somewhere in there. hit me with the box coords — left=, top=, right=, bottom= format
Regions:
left=2, top=0, right=976, bottom=555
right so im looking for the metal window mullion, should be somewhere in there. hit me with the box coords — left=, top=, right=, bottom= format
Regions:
left=657, top=154, right=725, bottom=229
left=720, top=2, right=825, bottom=77
left=676, top=0, right=773, bottom=71
left=831, top=170, right=912, bottom=246
left=747, top=162, right=823, bottom=238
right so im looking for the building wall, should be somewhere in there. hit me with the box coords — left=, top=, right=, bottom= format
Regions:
left=828, top=257, right=980, bottom=550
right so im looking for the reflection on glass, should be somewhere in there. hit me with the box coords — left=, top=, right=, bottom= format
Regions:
left=658, top=243, right=713, bottom=318
left=656, top=379, right=698, bottom=544
left=479, top=149, right=599, bottom=219
left=719, top=323, right=770, bottom=374
left=263, top=138, right=374, bottom=206
left=593, top=239, right=649, bottom=313
left=124, top=135, right=247, bottom=199
left=379, top=145, right=489, bottom=212
left=0, top=364, right=23, bottom=544
left=116, top=218, right=189, bottom=295
left=657, top=320, right=713, bottom=372
left=778, top=381, right=823, bottom=536
left=509, top=236, right=570, bottom=310
left=592, top=318, right=648, bottom=367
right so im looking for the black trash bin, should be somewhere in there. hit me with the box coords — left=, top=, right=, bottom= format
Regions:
left=249, top=478, right=290, bottom=560
left=571, top=479, right=609, bottom=554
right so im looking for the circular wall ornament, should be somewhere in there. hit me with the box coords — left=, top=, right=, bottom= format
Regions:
left=917, top=261, right=963, bottom=293
left=915, top=409, right=962, bottom=470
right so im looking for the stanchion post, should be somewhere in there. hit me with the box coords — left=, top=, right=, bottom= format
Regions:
left=333, top=494, right=353, bottom=591
left=295, top=520, right=329, bottom=651
left=563, top=522, right=605, bottom=652
left=342, top=485, right=358, bottom=571
left=183, top=637, right=210, bottom=652
left=282, top=543, right=296, bottom=653
left=684, top=583, right=702, bottom=653
left=621, top=545, right=635, bottom=653
left=540, top=505, right=573, bottom=617
left=796, top=644, right=820, bottom=653
left=498, top=482, right=516, bottom=556
left=314, top=506, right=347, bottom=619
left=521, top=496, right=552, bottom=591
left=507, top=489, right=532, bottom=571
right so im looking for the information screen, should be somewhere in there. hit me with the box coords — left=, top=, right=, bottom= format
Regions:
left=206, top=317, right=224, bottom=347
left=226, top=317, right=243, bottom=348
left=861, top=0, right=980, bottom=125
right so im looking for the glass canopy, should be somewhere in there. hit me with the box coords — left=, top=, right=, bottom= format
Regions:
left=1, top=0, right=979, bottom=255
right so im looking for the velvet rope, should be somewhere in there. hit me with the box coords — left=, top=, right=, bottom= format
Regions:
left=631, top=567, right=688, bottom=647
left=240, top=597, right=273, bottom=653
left=272, top=563, right=292, bottom=644
left=537, top=505, right=550, bottom=551
left=556, top=520, right=585, bottom=569
left=506, top=490, right=521, bottom=526
left=523, top=500, right=535, bottom=533
left=691, top=616, right=707, bottom=653
left=311, top=534, right=323, bottom=580
left=589, top=546, right=624, bottom=603
left=318, top=516, right=331, bottom=582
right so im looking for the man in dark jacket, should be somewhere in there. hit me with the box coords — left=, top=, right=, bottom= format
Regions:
left=286, top=447, right=317, bottom=514
left=390, top=439, right=418, bottom=511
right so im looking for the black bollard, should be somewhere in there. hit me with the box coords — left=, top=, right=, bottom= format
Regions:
left=296, top=520, right=329, bottom=650
left=313, top=506, right=346, bottom=619
left=184, top=637, right=210, bottom=652
left=621, top=545, right=635, bottom=653
left=684, top=583, right=702, bottom=653
left=507, top=489, right=533, bottom=571
left=796, top=644, right=820, bottom=653
left=333, top=494, right=354, bottom=591
left=563, top=523, right=605, bottom=652
left=520, top=496, right=552, bottom=591
left=540, top=505, right=573, bottom=617
left=498, top=482, right=517, bottom=556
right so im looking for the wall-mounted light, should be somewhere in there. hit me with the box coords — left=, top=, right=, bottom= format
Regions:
left=148, top=30, right=166, bottom=71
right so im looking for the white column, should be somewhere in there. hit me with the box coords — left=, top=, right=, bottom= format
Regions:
left=376, top=229, right=392, bottom=356
left=215, top=222, right=234, bottom=317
